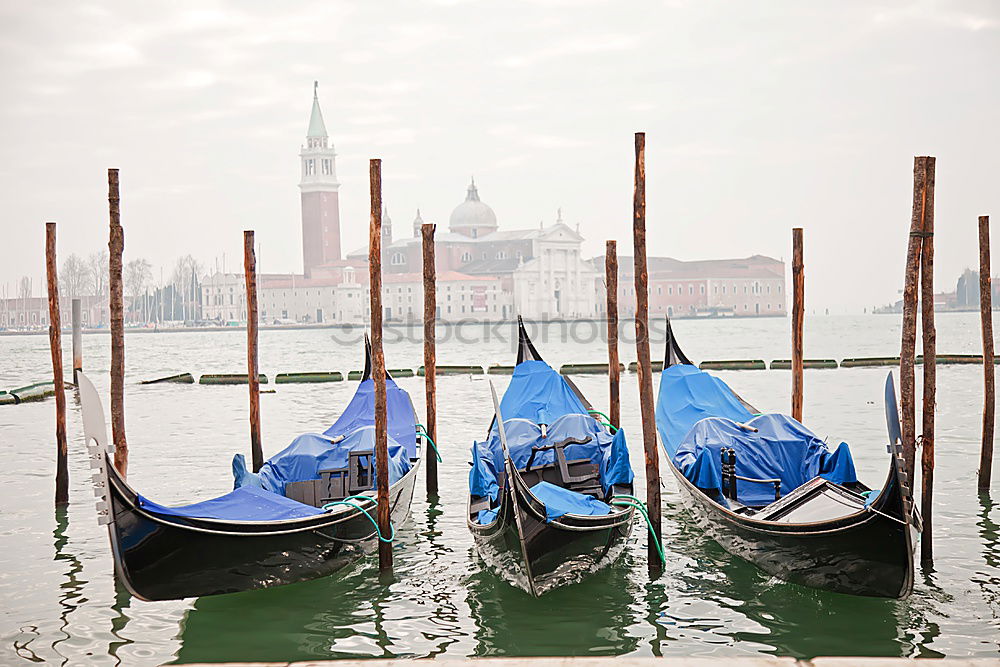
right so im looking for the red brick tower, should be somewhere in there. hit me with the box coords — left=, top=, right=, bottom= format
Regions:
left=300, top=81, right=341, bottom=276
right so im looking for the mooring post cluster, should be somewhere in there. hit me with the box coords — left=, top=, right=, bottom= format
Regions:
left=898, top=156, right=937, bottom=566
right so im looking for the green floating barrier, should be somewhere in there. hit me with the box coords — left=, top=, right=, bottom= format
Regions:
left=769, top=359, right=838, bottom=370
left=487, top=365, right=516, bottom=375
left=141, top=373, right=195, bottom=385
left=347, top=370, right=364, bottom=381
left=275, top=372, right=344, bottom=384
left=417, top=365, right=484, bottom=376
left=389, top=368, right=415, bottom=378
left=10, top=382, right=56, bottom=402
left=916, top=354, right=983, bottom=365
left=560, top=363, right=626, bottom=375
left=627, top=361, right=665, bottom=372
left=699, top=359, right=766, bottom=371
left=840, top=357, right=900, bottom=368
left=199, top=374, right=269, bottom=385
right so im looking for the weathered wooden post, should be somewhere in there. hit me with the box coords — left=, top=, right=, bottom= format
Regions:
left=421, top=222, right=438, bottom=496
left=979, top=215, right=995, bottom=491
left=918, top=159, right=937, bottom=566
left=108, top=168, right=128, bottom=477
left=244, top=230, right=263, bottom=472
left=631, top=132, right=662, bottom=573
left=46, top=223, right=69, bottom=506
left=605, top=240, right=620, bottom=427
left=369, top=158, right=392, bottom=574
left=900, top=157, right=932, bottom=482
left=792, top=228, right=804, bottom=422
left=71, top=298, right=82, bottom=384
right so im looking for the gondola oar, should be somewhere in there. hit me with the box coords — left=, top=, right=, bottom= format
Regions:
left=488, top=379, right=539, bottom=596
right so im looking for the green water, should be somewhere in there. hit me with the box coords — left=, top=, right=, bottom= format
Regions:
left=1, top=315, right=998, bottom=663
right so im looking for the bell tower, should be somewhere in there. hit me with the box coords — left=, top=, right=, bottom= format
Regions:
left=300, top=81, right=341, bottom=276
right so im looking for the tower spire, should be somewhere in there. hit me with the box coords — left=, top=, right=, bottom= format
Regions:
left=307, top=81, right=327, bottom=138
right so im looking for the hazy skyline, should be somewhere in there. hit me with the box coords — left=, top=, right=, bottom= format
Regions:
left=1, top=1, right=998, bottom=311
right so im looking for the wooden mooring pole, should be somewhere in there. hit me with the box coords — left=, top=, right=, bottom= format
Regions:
left=919, top=158, right=936, bottom=566
left=71, top=298, right=82, bottom=384
left=46, top=222, right=68, bottom=506
left=422, top=222, right=438, bottom=496
left=244, top=230, right=263, bottom=473
left=369, top=158, right=392, bottom=574
left=108, top=169, right=128, bottom=477
left=979, top=215, right=995, bottom=491
left=631, top=132, right=662, bottom=573
left=605, top=240, right=620, bottom=428
left=900, top=157, right=932, bottom=483
left=791, top=228, right=804, bottom=422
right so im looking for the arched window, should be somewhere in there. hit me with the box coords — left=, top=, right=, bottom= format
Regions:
left=390, top=252, right=406, bottom=266
left=496, top=251, right=508, bottom=260
left=461, top=252, right=472, bottom=263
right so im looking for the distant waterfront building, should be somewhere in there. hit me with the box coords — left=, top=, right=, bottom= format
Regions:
left=609, top=255, right=786, bottom=318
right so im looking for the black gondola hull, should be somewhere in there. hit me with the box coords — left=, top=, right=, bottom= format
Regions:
left=668, top=458, right=916, bottom=598
left=469, top=466, right=633, bottom=596
left=106, top=458, right=419, bottom=601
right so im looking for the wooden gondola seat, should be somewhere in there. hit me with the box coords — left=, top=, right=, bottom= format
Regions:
left=517, top=437, right=603, bottom=499
left=285, top=449, right=375, bottom=507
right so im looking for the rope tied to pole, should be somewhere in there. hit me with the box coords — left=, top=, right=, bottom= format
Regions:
left=416, top=424, right=442, bottom=462
left=610, top=494, right=665, bottom=564
left=322, top=495, right=396, bottom=543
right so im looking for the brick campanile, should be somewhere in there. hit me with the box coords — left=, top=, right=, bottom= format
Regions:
left=300, top=81, right=341, bottom=276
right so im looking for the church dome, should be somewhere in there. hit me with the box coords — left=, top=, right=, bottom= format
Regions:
left=449, top=179, right=498, bottom=237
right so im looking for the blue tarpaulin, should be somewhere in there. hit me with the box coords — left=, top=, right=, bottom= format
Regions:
left=136, top=485, right=325, bottom=521
left=529, top=481, right=611, bottom=521
left=234, top=377, right=416, bottom=495
left=470, top=360, right=633, bottom=524
left=656, top=364, right=857, bottom=507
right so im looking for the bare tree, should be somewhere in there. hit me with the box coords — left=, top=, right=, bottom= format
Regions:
left=125, top=258, right=153, bottom=323
left=61, top=253, right=89, bottom=299
left=88, top=249, right=109, bottom=297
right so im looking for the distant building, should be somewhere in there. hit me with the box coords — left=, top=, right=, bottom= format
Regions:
left=199, top=83, right=783, bottom=325
left=608, top=255, right=786, bottom=318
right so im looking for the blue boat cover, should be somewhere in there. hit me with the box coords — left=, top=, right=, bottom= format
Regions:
left=529, top=481, right=611, bottom=521
left=656, top=364, right=857, bottom=507
left=233, top=377, right=416, bottom=496
left=137, top=485, right=325, bottom=521
left=470, top=360, right=633, bottom=524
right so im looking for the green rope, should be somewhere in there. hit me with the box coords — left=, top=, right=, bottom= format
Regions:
left=610, top=494, right=665, bottom=565
left=587, top=409, right=619, bottom=433
left=415, top=424, right=443, bottom=462
left=321, top=495, right=395, bottom=543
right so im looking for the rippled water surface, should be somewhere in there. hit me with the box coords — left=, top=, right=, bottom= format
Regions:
left=1, top=314, right=998, bottom=664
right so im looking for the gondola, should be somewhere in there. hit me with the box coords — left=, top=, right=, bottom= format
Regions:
left=467, top=318, right=636, bottom=596
left=655, top=317, right=920, bottom=598
left=79, top=342, right=420, bottom=601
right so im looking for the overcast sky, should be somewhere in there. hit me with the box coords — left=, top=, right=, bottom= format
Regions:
left=1, top=0, right=997, bottom=311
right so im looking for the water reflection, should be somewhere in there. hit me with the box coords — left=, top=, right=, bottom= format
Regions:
left=51, top=507, right=84, bottom=666
left=466, top=554, right=640, bottom=656
left=662, top=500, right=923, bottom=659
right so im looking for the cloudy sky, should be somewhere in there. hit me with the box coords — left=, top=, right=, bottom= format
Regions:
left=1, top=0, right=997, bottom=310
